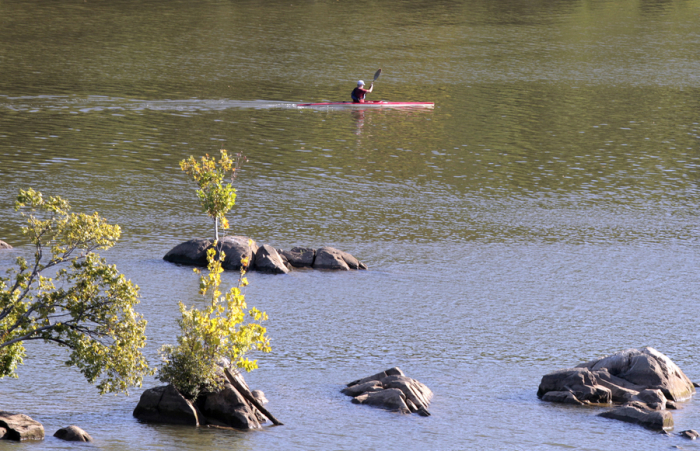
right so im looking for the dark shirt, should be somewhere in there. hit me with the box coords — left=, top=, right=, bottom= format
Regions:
left=351, top=86, right=370, bottom=103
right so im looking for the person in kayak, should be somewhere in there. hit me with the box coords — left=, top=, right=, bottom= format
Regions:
left=351, top=80, right=373, bottom=103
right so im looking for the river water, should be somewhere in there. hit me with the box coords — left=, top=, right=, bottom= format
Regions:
left=1, top=0, right=700, bottom=449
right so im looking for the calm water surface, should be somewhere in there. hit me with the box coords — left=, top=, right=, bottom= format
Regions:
left=1, top=0, right=699, bottom=449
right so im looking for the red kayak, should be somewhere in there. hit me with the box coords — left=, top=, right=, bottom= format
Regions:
left=297, top=100, right=434, bottom=109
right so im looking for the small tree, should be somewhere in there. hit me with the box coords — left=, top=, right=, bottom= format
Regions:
left=158, top=247, right=270, bottom=400
left=0, top=188, right=153, bottom=394
left=159, top=151, right=270, bottom=400
left=180, top=149, right=247, bottom=241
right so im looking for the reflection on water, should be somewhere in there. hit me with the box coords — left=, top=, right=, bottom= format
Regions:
left=1, top=0, right=700, bottom=449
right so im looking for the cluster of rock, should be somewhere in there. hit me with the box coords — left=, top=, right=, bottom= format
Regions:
left=538, top=347, right=697, bottom=431
left=341, top=367, right=433, bottom=416
left=133, top=369, right=274, bottom=429
left=0, top=411, right=91, bottom=442
left=163, top=236, right=367, bottom=274
left=0, top=240, right=11, bottom=250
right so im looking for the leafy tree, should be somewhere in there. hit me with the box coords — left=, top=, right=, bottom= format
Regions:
left=158, top=246, right=270, bottom=400
left=0, top=188, right=153, bottom=394
left=180, top=149, right=247, bottom=241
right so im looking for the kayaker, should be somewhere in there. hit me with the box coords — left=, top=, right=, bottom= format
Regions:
left=351, top=80, right=373, bottom=103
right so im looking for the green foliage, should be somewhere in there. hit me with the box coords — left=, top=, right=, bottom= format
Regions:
left=158, top=246, right=270, bottom=400
left=0, top=188, right=153, bottom=394
left=180, top=149, right=247, bottom=240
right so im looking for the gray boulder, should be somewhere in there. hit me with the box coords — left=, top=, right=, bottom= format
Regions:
left=219, top=236, right=258, bottom=271
left=0, top=411, right=44, bottom=441
left=352, top=388, right=411, bottom=414
left=313, top=247, right=367, bottom=270
left=539, top=348, right=695, bottom=408
left=163, top=239, right=212, bottom=267
left=343, top=368, right=432, bottom=415
left=278, top=247, right=316, bottom=268
left=133, top=384, right=202, bottom=426
left=598, top=404, right=674, bottom=431
left=537, top=367, right=612, bottom=404
left=197, top=382, right=261, bottom=429
left=254, top=245, right=290, bottom=274
left=576, top=347, right=696, bottom=401
left=53, top=425, right=93, bottom=442
left=0, top=240, right=11, bottom=250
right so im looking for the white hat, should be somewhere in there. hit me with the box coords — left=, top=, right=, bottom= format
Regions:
left=357, top=80, right=365, bottom=86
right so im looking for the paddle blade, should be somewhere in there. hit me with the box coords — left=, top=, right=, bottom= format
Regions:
left=373, top=68, right=382, bottom=82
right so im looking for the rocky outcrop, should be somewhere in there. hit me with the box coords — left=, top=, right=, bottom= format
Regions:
left=0, top=240, right=11, bottom=250
left=133, top=384, right=203, bottom=426
left=164, top=238, right=366, bottom=273
left=254, top=245, right=290, bottom=274
left=538, top=347, right=695, bottom=431
left=0, top=412, right=44, bottom=441
left=134, top=373, right=270, bottom=430
left=54, top=425, right=93, bottom=442
left=342, top=367, right=432, bottom=416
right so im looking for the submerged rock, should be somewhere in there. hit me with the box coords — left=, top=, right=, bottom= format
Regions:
left=54, top=425, right=93, bottom=442
left=343, top=367, right=432, bottom=415
left=0, top=240, right=12, bottom=250
left=598, top=404, right=674, bottom=431
left=680, top=429, right=699, bottom=440
left=0, top=411, right=44, bottom=441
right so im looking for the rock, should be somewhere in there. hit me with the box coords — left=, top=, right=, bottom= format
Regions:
left=219, top=236, right=258, bottom=270
left=381, top=375, right=433, bottom=411
left=537, top=368, right=612, bottom=404
left=252, top=390, right=268, bottom=405
left=313, top=247, right=367, bottom=270
left=133, top=385, right=202, bottom=426
left=197, top=382, right=261, bottom=429
left=53, top=425, right=93, bottom=442
left=576, top=347, right=696, bottom=401
left=254, top=245, right=290, bottom=274
left=163, top=239, right=212, bottom=267
left=164, top=237, right=257, bottom=271
left=343, top=368, right=431, bottom=416
left=539, top=348, right=695, bottom=410
left=341, top=381, right=384, bottom=397
left=278, top=247, right=316, bottom=268
left=0, top=240, right=11, bottom=250
left=0, top=411, right=44, bottom=441
left=631, top=389, right=667, bottom=410
left=680, top=429, right=699, bottom=440
left=352, top=388, right=411, bottom=414
left=347, top=367, right=404, bottom=387
left=598, top=404, right=674, bottom=431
